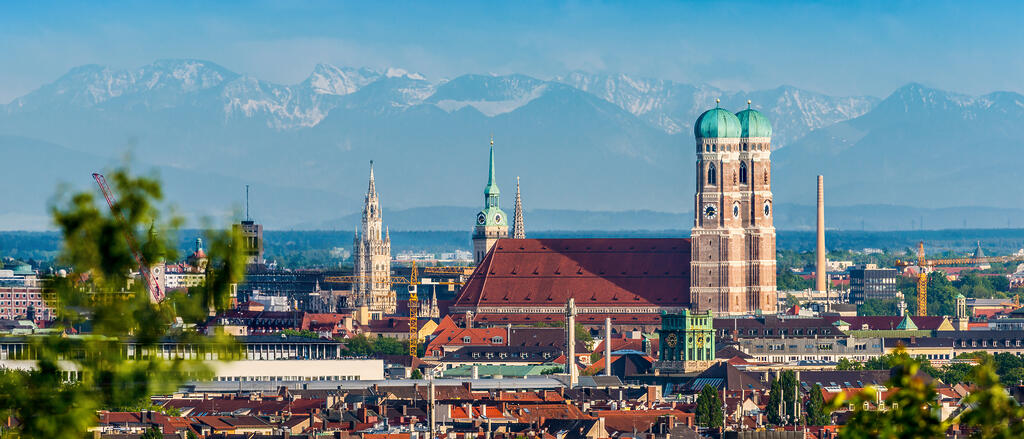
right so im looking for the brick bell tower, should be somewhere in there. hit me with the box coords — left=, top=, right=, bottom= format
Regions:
left=690, top=100, right=776, bottom=315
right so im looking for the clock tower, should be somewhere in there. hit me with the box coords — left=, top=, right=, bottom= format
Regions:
left=690, top=100, right=776, bottom=315
left=472, top=138, right=509, bottom=265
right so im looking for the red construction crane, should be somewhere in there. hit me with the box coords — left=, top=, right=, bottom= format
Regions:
left=92, top=173, right=165, bottom=302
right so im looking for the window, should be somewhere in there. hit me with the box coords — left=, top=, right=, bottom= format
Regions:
left=491, top=336, right=503, bottom=344
left=707, top=163, right=717, bottom=185
left=463, top=336, right=471, bottom=343
left=739, top=162, right=748, bottom=184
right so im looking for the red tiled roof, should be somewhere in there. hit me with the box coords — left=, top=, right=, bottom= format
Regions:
left=596, top=410, right=692, bottom=433
left=452, top=238, right=691, bottom=311
left=468, top=313, right=661, bottom=326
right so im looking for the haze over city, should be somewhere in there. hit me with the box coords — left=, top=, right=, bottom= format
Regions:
left=2, top=4, right=1024, bottom=438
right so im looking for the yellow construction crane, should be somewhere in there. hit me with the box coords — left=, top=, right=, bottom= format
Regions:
left=408, top=261, right=419, bottom=357
left=324, top=264, right=422, bottom=357
left=423, top=266, right=475, bottom=276
left=322, top=275, right=410, bottom=285
left=895, top=242, right=1024, bottom=316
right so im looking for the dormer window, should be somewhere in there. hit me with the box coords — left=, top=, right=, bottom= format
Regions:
left=463, top=336, right=471, bottom=343
left=492, top=336, right=504, bottom=344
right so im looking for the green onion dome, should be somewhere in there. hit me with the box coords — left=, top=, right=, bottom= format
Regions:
left=694, top=106, right=742, bottom=139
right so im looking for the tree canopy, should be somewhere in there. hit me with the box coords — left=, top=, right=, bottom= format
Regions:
left=0, top=167, right=243, bottom=438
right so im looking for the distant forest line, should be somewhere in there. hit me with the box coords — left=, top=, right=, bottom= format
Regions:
left=3, top=228, right=1024, bottom=270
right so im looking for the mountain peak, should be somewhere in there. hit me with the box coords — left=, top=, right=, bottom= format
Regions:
left=303, top=64, right=382, bottom=95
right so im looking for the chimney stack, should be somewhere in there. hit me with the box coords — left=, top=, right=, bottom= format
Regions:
left=604, top=317, right=612, bottom=377
left=816, top=175, right=827, bottom=295
left=566, top=298, right=577, bottom=387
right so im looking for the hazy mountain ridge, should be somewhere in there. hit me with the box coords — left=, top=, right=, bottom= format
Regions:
left=554, top=73, right=878, bottom=146
left=0, top=60, right=1020, bottom=231
left=774, top=82, right=1024, bottom=209
left=5, top=59, right=877, bottom=143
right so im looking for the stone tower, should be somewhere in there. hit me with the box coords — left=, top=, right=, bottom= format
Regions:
left=511, top=176, right=525, bottom=239
left=472, top=138, right=509, bottom=264
left=353, top=161, right=395, bottom=317
left=690, top=100, right=776, bottom=315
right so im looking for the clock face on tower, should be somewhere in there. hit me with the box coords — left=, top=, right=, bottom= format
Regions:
left=494, top=213, right=502, bottom=224
left=665, top=333, right=677, bottom=348
left=703, top=204, right=717, bottom=219
left=477, top=213, right=486, bottom=225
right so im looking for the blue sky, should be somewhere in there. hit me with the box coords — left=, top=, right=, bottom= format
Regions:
left=2, top=0, right=1023, bottom=102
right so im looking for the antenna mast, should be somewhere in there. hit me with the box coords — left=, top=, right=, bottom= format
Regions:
left=245, top=184, right=250, bottom=221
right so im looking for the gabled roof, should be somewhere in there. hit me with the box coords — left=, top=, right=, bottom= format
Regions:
left=690, top=362, right=765, bottom=391
left=453, top=238, right=691, bottom=310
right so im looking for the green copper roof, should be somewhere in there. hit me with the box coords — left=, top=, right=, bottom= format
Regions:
left=694, top=107, right=741, bottom=139
left=484, top=143, right=499, bottom=196
left=735, top=106, right=773, bottom=138
left=895, top=315, right=918, bottom=331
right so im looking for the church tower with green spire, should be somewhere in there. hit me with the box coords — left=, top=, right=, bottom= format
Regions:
left=473, top=137, right=509, bottom=265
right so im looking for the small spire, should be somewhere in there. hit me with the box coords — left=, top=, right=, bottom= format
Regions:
left=367, top=160, right=376, bottom=195
left=385, top=226, right=390, bottom=242
left=747, top=99, right=752, bottom=109
left=485, top=137, right=499, bottom=197
left=512, top=176, right=525, bottom=239
left=715, top=98, right=720, bottom=108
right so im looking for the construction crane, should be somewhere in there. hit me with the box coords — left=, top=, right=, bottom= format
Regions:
left=423, top=266, right=475, bottom=275
left=92, top=173, right=165, bottom=302
left=895, top=241, right=1024, bottom=316
left=323, top=264, right=423, bottom=357
left=322, top=275, right=410, bottom=285
left=408, top=261, right=418, bottom=357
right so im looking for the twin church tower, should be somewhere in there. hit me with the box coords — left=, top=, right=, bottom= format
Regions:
left=360, top=101, right=776, bottom=316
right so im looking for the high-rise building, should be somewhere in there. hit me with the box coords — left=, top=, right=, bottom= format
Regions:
left=849, top=264, right=899, bottom=304
left=690, top=100, right=776, bottom=315
left=353, top=161, right=395, bottom=317
left=472, top=138, right=509, bottom=265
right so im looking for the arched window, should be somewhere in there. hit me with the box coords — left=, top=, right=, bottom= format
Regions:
left=707, top=163, right=717, bottom=185
left=739, top=162, right=748, bottom=184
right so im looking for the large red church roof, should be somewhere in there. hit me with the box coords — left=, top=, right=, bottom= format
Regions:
left=452, top=238, right=691, bottom=313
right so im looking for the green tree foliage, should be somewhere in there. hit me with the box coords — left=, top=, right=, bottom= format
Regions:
left=836, top=350, right=1024, bottom=439
left=140, top=427, right=163, bottom=439
left=955, top=273, right=1010, bottom=299
left=187, top=430, right=198, bottom=439
left=904, top=272, right=958, bottom=317
left=833, top=349, right=947, bottom=439
left=858, top=299, right=900, bottom=316
left=837, top=358, right=866, bottom=371
left=784, top=293, right=801, bottom=309
left=410, top=369, right=424, bottom=379
left=695, top=384, right=723, bottom=429
left=779, top=370, right=798, bottom=425
left=766, top=378, right=784, bottom=425
left=937, top=362, right=975, bottom=386
left=959, top=360, right=1024, bottom=439
left=341, top=334, right=408, bottom=356
left=805, top=384, right=831, bottom=426
left=863, top=352, right=939, bottom=378
left=0, top=167, right=243, bottom=438
left=279, top=329, right=321, bottom=339
left=777, top=269, right=813, bottom=291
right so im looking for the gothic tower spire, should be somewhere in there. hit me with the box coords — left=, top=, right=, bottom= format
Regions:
left=512, top=176, right=525, bottom=239
left=473, top=136, right=509, bottom=265
left=368, top=160, right=377, bottom=196
left=353, top=160, right=394, bottom=316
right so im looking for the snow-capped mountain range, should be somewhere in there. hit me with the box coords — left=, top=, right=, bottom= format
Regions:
left=1, top=59, right=1022, bottom=230
left=4, top=59, right=875, bottom=146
